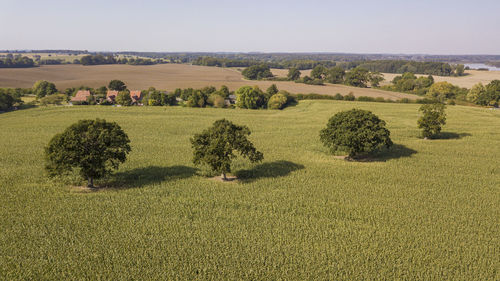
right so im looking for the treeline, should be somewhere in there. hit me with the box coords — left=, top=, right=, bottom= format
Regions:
left=193, top=56, right=337, bottom=70
left=0, top=88, right=25, bottom=111
left=343, top=60, right=463, bottom=76
left=0, top=55, right=35, bottom=68
left=79, top=54, right=160, bottom=66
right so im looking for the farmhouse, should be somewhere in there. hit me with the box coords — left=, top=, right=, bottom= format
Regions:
left=70, top=90, right=91, bottom=104
left=106, top=90, right=118, bottom=102
left=130, top=90, right=143, bottom=104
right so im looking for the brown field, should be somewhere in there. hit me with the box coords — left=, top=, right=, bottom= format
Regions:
left=0, top=64, right=418, bottom=100
left=381, top=70, right=500, bottom=88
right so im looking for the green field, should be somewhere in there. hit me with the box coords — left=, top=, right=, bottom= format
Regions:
left=1, top=101, right=499, bottom=279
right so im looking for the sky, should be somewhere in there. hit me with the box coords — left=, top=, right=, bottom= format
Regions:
left=1, top=0, right=500, bottom=54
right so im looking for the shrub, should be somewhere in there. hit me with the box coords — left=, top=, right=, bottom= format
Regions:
left=320, top=109, right=393, bottom=157
left=343, top=93, right=356, bottom=101
left=40, top=94, right=67, bottom=105
left=208, top=94, right=226, bottom=108
left=357, top=96, right=375, bottom=102
left=116, top=91, right=132, bottom=106
left=417, top=103, right=446, bottom=139
left=333, top=93, right=344, bottom=100
left=45, top=119, right=131, bottom=187
left=268, top=93, right=288, bottom=110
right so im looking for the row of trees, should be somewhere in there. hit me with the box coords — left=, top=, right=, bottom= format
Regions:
left=0, top=56, right=35, bottom=68
left=466, top=80, right=500, bottom=106
left=45, top=103, right=447, bottom=187
left=345, top=60, right=463, bottom=76
left=287, top=65, right=384, bottom=88
left=79, top=55, right=159, bottom=66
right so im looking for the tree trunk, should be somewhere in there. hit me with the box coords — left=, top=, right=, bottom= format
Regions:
left=221, top=173, right=228, bottom=181
left=87, top=177, right=94, bottom=188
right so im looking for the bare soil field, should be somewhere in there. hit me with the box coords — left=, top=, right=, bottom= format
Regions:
left=381, top=70, right=500, bottom=88
left=0, top=64, right=417, bottom=100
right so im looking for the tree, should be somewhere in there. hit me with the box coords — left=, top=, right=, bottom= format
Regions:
left=287, top=67, right=301, bottom=81
left=116, top=91, right=132, bottom=106
left=40, top=94, right=67, bottom=106
left=417, top=103, right=446, bottom=139
left=218, top=85, right=230, bottom=98
left=311, top=65, right=327, bottom=79
left=485, top=80, right=500, bottom=106
left=191, top=119, right=263, bottom=180
left=108, top=80, right=126, bottom=91
left=235, top=86, right=266, bottom=109
left=0, top=92, right=15, bottom=111
left=33, top=80, right=58, bottom=99
left=369, top=72, right=384, bottom=87
left=241, top=64, right=273, bottom=80
left=344, top=67, right=370, bottom=88
left=455, top=64, right=465, bottom=76
left=326, top=66, right=345, bottom=84
left=320, top=109, right=393, bottom=157
left=266, top=84, right=279, bottom=97
left=426, top=82, right=459, bottom=101
left=267, top=93, right=288, bottom=109
left=467, top=83, right=486, bottom=104
left=45, top=119, right=131, bottom=188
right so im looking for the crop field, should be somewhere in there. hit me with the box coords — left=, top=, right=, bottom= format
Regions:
left=0, top=64, right=416, bottom=100
left=381, top=70, right=500, bottom=88
left=0, top=101, right=499, bottom=279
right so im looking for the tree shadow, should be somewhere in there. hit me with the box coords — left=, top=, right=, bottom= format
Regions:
left=349, top=144, right=417, bottom=162
left=104, top=165, right=198, bottom=189
left=434, top=132, right=471, bottom=140
left=235, top=160, right=305, bottom=183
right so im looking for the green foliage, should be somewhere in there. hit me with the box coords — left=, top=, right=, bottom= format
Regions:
left=467, top=83, right=486, bottom=104
left=369, top=72, right=384, bottom=87
left=267, top=93, right=289, bottom=110
left=320, top=109, right=393, bottom=157
left=116, top=91, right=132, bottom=106
left=426, top=82, right=461, bottom=101
left=218, top=85, right=230, bottom=98
left=326, top=66, right=345, bottom=84
left=344, top=67, right=370, bottom=88
left=417, top=103, right=447, bottom=138
left=241, top=64, right=273, bottom=80
left=33, top=80, right=58, bottom=99
left=45, top=119, right=131, bottom=187
left=40, top=94, right=67, bottom=106
left=0, top=55, right=35, bottom=68
left=387, top=73, right=434, bottom=95
left=186, top=90, right=207, bottom=107
left=235, top=86, right=266, bottom=109
left=207, top=94, right=226, bottom=108
left=311, top=65, right=327, bottom=79
left=266, top=84, right=279, bottom=97
left=484, top=80, right=500, bottom=106
left=287, top=67, right=301, bottom=81
left=455, top=64, right=465, bottom=76
left=191, top=119, right=263, bottom=179
left=0, top=92, right=15, bottom=111
left=108, top=80, right=127, bottom=91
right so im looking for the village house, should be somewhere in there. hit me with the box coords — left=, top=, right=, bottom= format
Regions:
left=130, top=90, right=143, bottom=105
left=106, top=90, right=118, bottom=102
left=69, top=90, right=91, bottom=104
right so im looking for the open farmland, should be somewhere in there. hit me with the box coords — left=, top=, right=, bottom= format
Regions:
left=381, top=70, right=500, bottom=88
left=0, top=64, right=417, bottom=100
left=1, top=101, right=499, bottom=279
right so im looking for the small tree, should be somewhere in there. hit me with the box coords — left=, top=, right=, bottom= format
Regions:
left=268, top=93, right=288, bottom=110
left=266, top=84, right=279, bottom=97
left=287, top=68, right=301, bottom=81
left=108, top=80, right=127, bottom=91
left=320, top=109, right=393, bottom=157
left=116, top=91, right=132, bottom=106
left=191, top=119, right=263, bottom=180
left=235, top=86, right=266, bottom=109
left=417, top=103, right=446, bottom=139
left=45, top=119, right=131, bottom=187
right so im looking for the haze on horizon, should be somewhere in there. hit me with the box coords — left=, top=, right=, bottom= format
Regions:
left=1, top=0, right=500, bottom=55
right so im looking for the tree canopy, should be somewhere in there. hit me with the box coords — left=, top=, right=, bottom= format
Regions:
left=417, top=103, right=446, bottom=139
left=108, top=80, right=127, bottom=91
left=241, top=64, right=273, bottom=80
left=190, top=119, right=263, bottom=180
left=320, top=109, right=393, bottom=157
left=33, top=80, right=58, bottom=99
left=45, top=119, right=131, bottom=187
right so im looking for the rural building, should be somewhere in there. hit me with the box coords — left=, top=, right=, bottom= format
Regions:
left=70, top=90, right=91, bottom=104
left=225, top=94, right=237, bottom=105
left=106, top=90, right=118, bottom=102
left=130, top=90, right=143, bottom=104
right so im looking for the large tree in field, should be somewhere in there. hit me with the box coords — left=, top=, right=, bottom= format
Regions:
left=417, top=103, right=446, bottom=139
left=191, top=119, right=263, bottom=180
left=45, top=119, right=131, bottom=188
left=344, top=67, right=370, bottom=88
left=320, top=109, right=393, bottom=158
left=235, top=86, right=267, bottom=109
left=108, top=80, right=127, bottom=91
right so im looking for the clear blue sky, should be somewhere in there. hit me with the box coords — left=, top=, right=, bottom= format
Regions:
left=2, top=0, right=499, bottom=54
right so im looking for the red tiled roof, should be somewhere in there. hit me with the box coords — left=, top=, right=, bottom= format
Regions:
left=70, top=90, right=91, bottom=102
left=106, top=90, right=118, bottom=102
left=130, top=90, right=142, bottom=102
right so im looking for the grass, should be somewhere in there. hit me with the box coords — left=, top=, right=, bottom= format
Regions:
left=0, top=64, right=417, bottom=100
left=0, top=101, right=499, bottom=279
